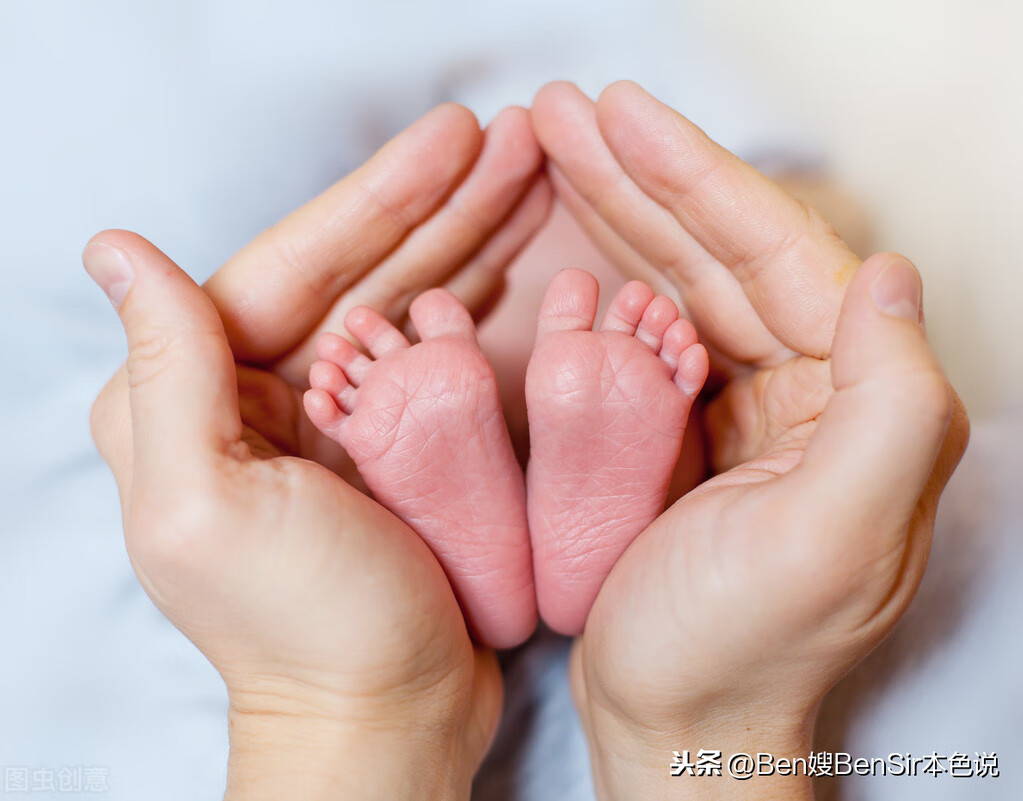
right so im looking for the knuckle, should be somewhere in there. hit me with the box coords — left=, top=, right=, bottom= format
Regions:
left=906, top=369, right=954, bottom=428
left=948, top=391, right=971, bottom=458
left=265, top=231, right=326, bottom=297
left=446, top=195, right=489, bottom=239
left=88, top=394, right=105, bottom=445
left=127, top=484, right=221, bottom=570
left=89, top=382, right=115, bottom=448
left=89, top=369, right=130, bottom=458
left=876, top=364, right=953, bottom=433
left=799, top=198, right=841, bottom=242
left=126, top=332, right=180, bottom=389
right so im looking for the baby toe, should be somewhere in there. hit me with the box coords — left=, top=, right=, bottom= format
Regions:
left=673, top=343, right=710, bottom=398
left=309, top=360, right=356, bottom=414
left=599, top=281, right=655, bottom=335
left=316, top=332, right=374, bottom=385
left=658, top=318, right=699, bottom=372
left=303, top=388, right=348, bottom=442
left=345, top=306, right=410, bottom=359
left=635, top=295, right=679, bottom=351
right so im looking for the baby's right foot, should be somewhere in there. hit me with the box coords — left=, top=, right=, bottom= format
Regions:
left=525, top=269, right=708, bottom=635
left=304, top=289, right=536, bottom=649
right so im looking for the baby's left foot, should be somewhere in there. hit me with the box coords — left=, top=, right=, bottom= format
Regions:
left=525, top=269, right=708, bottom=635
left=304, top=290, right=536, bottom=649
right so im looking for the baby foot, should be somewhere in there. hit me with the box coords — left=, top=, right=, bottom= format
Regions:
left=525, top=269, right=708, bottom=635
left=304, top=289, right=536, bottom=649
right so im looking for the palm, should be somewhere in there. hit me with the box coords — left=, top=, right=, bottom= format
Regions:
left=180, top=100, right=551, bottom=685
left=230, top=367, right=482, bottom=675
left=235, top=364, right=362, bottom=481
left=120, top=350, right=502, bottom=747
left=702, top=354, right=828, bottom=476
left=221, top=456, right=486, bottom=699
left=574, top=352, right=832, bottom=710
left=90, top=103, right=550, bottom=775
left=527, top=82, right=968, bottom=739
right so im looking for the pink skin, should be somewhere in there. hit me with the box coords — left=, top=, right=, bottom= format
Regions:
left=525, top=269, right=708, bottom=636
left=304, top=289, right=536, bottom=650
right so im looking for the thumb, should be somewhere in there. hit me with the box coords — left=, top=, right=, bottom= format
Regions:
left=791, top=252, right=953, bottom=544
left=83, top=230, right=242, bottom=486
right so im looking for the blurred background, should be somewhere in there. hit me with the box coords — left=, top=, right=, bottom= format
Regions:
left=701, top=0, right=1022, bottom=418
left=1, top=1, right=1019, bottom=799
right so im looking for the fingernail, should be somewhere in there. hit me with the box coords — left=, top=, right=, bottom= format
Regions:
left=83, top=242, right=134, bottom=308
left=870, top=259, right=921, bottom=321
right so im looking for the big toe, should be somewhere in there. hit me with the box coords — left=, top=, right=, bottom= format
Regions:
left=409, top=288, right=479, bottom=342
left=536, top=268, right=600, bottom=336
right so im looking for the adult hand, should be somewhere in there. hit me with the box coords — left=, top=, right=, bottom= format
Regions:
left=88, top=103, right=550, bottom=800
left=532, top=81, right=968, bottom=799
left=95, top=103, right=549, bottom=487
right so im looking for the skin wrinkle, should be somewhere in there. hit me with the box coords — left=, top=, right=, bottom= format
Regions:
left=305, top=248, right=703, bottom=641
left=523, top=85, right=972, bottom=797
left=525, top=265, right=704, bottom=637
left=260, top=107, right=550, bottom=387
left=260, top=169, right=435, bottom=316
left=707, top=355, right=831, bottom=471
left=308, top=311, right=533, bottom=647
left=552, top=501, right=654, bottom=544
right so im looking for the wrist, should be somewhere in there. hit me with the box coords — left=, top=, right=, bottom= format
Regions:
left=581, top=698, right=818, bottom=801
left=224, top=681, right=478, bottom=801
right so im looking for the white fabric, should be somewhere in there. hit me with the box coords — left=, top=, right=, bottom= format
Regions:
left=1, top=2, right=1016, bottom=799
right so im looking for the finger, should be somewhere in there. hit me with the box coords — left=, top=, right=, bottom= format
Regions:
left=549, top=165, right=787, bottom=375
left=532, top=82, right=788, bottom=366
left=205, top=103, right=484, bottom=362
left=273, top=105, right=544, bottom=383
left=546, top=164, right=677, bottom=297
left=442, top=173, right=552, bottom=318
left=594, top=80, right=861, bottom=359
left=84, top=231, right=242, bottom=483
left=783, top=254, right=952, bottom=564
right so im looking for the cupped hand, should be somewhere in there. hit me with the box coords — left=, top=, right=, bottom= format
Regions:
left=95, top=103, right=550, bottom=486
left=532, top=81, right=968, bottom=797
left=87, top=104, right=550, bottom=800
